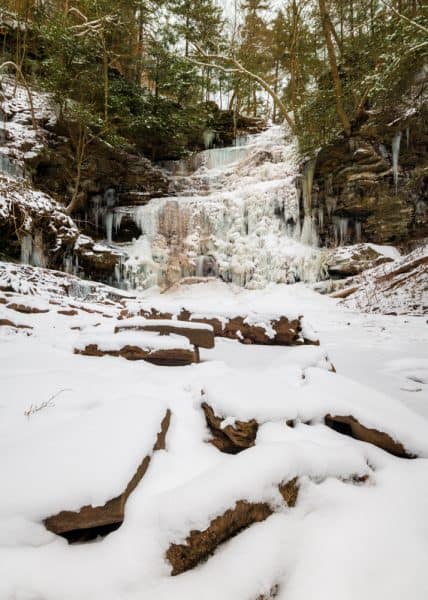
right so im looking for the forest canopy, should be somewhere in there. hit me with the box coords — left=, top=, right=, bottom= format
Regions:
left=1, top=0, right=427, bottom=157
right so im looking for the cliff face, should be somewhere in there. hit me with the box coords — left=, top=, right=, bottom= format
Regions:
left=305, top=73, right=428, bottom=248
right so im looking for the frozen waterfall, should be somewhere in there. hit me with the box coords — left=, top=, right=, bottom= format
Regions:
left=112, top=126, right=327, bottom=291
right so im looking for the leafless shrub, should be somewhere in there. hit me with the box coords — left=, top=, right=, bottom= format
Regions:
left=24, top=388, right=71, bottom=418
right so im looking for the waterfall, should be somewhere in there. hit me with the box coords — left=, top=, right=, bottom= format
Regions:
left=111, top=126, right=327, bottom=291
left=392, top=131, right=402, bottom=192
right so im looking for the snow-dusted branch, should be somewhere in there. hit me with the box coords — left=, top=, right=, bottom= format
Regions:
left=378, top=0, right=428, bottom=34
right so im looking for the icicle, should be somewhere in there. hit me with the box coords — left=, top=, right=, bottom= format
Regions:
left=392, top=131, right=402, bottom=192
left=203, top=129, right=215, bottom=149
left=301, top=215, right=318, bottom=247
left=31, top=231, right=47, bottom=267
left=20, top=235, right=32, bottom=264
left=63, top=255, right=73, bottom=274
left=91, top=195, right=103, bottom=230
left=318, top=207, right=324, bottom=231
left=0, top=154, right=24, bottom=179
left=355, top=221, right=362, bottom=242
left=406, top=127, right=410, bottom=149
left=114, top=211, right=124, bottom=234
left=302, top=158, right=317, bottom=216
left=104, top=188, right=116, bottom=207
left=333, top=217, right=349, bottom=245
left=204, top=146, right=249, bottom=170
left=104, top=211, right=114, bottom=243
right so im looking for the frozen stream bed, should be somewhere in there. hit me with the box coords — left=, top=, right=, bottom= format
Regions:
left=0, top=264, right=427, bottom=600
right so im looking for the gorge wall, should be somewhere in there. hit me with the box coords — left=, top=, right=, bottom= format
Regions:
left=305, top=72, right=428, bottom=249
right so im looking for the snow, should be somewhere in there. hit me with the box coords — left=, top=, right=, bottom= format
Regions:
left=119, top=316, right=214, bottom=331
left=127, top=278, right=304, bottom=323
left=74, top=328, right=193, bottom=352
left=1, top=261, right=428, bottom=599
left=341, top=243, right=427, bottom=315
left=0, top=77, right=56, bottom=178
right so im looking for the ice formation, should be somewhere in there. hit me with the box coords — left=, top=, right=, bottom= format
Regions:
left=114, top=127, right=326, bottom=291
left=392, top=131, right=402, bottom=192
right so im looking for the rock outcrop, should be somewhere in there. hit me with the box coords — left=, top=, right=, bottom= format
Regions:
left=304, top=83, right=427, bottom=248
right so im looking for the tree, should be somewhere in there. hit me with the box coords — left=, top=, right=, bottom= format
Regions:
left=318, top=0, right=352, bottom=136
left=169, top=0, right=223, bottom=57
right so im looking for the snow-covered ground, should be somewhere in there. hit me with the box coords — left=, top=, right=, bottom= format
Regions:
left=1, top=263, right=427, bottom=600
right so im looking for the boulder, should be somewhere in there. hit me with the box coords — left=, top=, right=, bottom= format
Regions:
left=115, top=318, right=215, bottom=350
left=75, top=344, right=196, bottom=366
left=137, top=308, right=315, bottom=346
left=44, top=409, right=171, bottom=542
left=74, top=330, right=197, bottom=366
left=166, top=478, right=299, bottom=575
left=202, top=402, right=258, bottom=454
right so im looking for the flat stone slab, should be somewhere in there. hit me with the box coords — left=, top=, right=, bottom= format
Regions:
left=115, top=317, right=215, bottom=349
left=74, top=330, right=197, bottom=366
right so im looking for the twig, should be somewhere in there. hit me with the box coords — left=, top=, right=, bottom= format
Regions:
left=24, top=388, right=72, bottom=418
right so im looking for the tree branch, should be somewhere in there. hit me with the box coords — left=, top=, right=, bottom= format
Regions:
left=378, top=0, right=428, bottom=34
left=190, top=45, right=296, bottom=132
